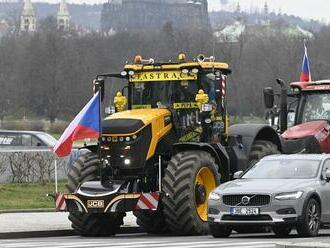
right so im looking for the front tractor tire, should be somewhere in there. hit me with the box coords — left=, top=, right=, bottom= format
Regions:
left=66, top=152, right=125, bottom=237
left=133, top=210, right=168, bottom=234
left=163, top=151, right=221, bottom=235
left=248, top=140, right=280, bottom=167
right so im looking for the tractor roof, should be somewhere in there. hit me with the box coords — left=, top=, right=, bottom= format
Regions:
left=290, top=80, right=330, bottom=91
left=124, top=61, right=231, bottom=74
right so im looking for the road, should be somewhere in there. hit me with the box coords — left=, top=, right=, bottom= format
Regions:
left=2, top=230, right=330, bottom=248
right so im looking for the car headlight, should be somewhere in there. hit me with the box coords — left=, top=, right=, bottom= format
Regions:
left=275, top=191, right=303, bottom=200
left=208, top=191, right=221, bottom=201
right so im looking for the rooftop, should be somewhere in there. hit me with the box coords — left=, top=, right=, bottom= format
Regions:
left=262, top=154, right=330, bottom=161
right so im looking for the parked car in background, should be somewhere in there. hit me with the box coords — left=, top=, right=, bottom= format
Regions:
left=208, top=154, right=330, bottom=238
left=0, top=130, right=57, bottom=148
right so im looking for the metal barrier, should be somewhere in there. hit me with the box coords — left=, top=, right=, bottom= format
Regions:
left=0, top=148, right=70, bottom=183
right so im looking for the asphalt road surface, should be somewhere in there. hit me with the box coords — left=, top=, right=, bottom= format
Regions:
left=2, top=230, right=330, bottom=248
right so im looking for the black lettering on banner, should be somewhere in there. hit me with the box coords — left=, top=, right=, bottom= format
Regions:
left=164, top=73, right=169, bottom=79
left=156, top=73, right=161, bottom=79
left=149, top=73, right=154, bottom=80
left=172, top=72, right=178, bottom=79
left=136, top=73, right=141, bottom=80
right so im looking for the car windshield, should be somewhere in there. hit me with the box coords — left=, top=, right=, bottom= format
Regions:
left=242, top=159, right=320, bottom=179
left=131, top=80, right=198, bottom=108
left=302, top=92, right=330, bottom=122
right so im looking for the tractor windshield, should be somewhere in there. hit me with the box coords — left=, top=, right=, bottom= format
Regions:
left=131, top=80, right=198, bottom=109
left=301, top=91, right=330, bottom=122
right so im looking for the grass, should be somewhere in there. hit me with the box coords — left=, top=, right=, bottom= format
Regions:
left=0, top=181, right=67, bottom=210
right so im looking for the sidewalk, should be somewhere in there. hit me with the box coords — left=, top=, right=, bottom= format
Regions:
left=0, top=211, right=139, bottom=238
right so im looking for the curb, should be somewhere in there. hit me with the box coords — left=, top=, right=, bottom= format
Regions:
left=0, top=230, right=75, bottom=239
left=276, top=243, right=330, bottom=248
left=0, top=226, right=143, bottom=239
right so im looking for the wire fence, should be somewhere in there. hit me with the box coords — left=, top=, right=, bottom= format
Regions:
left=0, top=148, right=72, bottom=183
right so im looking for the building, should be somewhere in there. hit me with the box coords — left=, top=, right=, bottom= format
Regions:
left=20, top=0, right=36, bottom=32
left=57, top=0, right=70, bottom=31
left=20, top=0, right=70, bottom=32
left=101, top=0, right=210, bottom=32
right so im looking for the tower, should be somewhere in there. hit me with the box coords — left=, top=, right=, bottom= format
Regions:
left=263, top=1, right=269, bottom=15
left=20, top=0, right=36, bottom=32
left=57, top=0, right=70, bottom=31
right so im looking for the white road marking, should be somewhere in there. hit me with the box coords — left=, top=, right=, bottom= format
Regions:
left=1, top=240, right=276, bottom=248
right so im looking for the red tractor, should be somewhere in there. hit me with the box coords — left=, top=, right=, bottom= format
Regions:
left=264, top=79, right=330, bottom=154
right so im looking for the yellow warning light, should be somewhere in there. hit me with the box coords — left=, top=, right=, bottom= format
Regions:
left=178, top=52, right=186, bottom=61
left=134, top=55, right=142, bottom=64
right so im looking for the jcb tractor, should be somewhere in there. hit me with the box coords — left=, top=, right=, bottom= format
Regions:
left=64, top=54, right=280, bottom=236
left=264, top=79, right=330, bottom=154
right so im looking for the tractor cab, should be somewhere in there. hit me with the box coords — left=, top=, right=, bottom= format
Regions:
left=264, top=79, right=330, bottom=154
left=101, top=54, right=231, bottom=147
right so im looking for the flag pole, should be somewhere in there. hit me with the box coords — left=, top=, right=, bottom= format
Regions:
left=94, top=77, right=103, bottom=181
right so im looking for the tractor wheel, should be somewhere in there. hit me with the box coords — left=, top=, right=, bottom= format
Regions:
left=133, top=210, right=168, bottom=234
left=248, top=140, right=280, bottom=167
left=163, top=151, right=221, bottom=235
left=66, top=152, right=125, bottom=237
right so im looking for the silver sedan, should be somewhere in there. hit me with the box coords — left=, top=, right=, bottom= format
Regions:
left=208, top=154, right=330, bottom=237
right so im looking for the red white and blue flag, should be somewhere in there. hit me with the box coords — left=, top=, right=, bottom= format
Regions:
left=300, top=43, right=312, bottom=82
left=53, top=92, right=100, bottom=157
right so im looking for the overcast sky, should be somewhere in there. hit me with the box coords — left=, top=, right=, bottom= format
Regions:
left=31, top=0, right=330, bottom=23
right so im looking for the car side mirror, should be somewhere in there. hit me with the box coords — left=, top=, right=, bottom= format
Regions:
left=263, top=87, right=274, bottom=109
left=326, top=169, right=330, bottom=182
left=233, top=170, right=243, bottom=179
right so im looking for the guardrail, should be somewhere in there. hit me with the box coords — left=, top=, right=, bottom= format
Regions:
left=0, top=148, right=71, bottom=183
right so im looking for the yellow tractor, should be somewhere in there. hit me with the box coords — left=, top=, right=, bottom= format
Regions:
left=64, top=54, right=281, bottom=236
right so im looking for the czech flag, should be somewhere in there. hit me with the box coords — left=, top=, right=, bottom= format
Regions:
left=300, top=43, right=312, bottom=82
left=53, top=92, right=100, bottom=157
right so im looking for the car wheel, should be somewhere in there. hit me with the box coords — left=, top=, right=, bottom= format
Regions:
left=209, top=224, right=232, bottom=238
left=296, top=198, right=321, bottom=237
left=272, top=225, right=292, bottom=237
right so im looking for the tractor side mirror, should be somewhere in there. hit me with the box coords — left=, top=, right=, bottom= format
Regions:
left=263, top=87, right=274, bottom=109
left=233, top=170, right=243, bottom=179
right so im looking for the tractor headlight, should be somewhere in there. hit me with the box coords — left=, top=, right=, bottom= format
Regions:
left=192, top=68, right=199, bottom=74
left=209, top=191, right=221, bottom=201
left=275, top=191, right=303, bottom=200
left=201, top=103, right=212, bottom=112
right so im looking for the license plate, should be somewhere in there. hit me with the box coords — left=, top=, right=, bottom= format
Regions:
left=230, top=207, right=259, bottom=215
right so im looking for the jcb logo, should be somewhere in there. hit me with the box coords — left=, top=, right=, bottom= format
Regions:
left=87, top=200, right=104, bottom=208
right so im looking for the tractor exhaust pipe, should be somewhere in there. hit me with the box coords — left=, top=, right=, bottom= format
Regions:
left=276, top=78, right=288, bottom=133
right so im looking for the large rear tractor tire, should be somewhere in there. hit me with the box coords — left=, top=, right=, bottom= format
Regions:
left=66, top=152, right=125, bottom=236
left=163, top=151, right=221, bottom=235
left=248, top=140, right=280, bottom=167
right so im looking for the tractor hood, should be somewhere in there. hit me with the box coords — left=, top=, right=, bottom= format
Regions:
left=102, top=108, right=173, bottom=162
left=281, top=120, right=328, bottom=139
left=103, top=109, right=171, bottom=134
